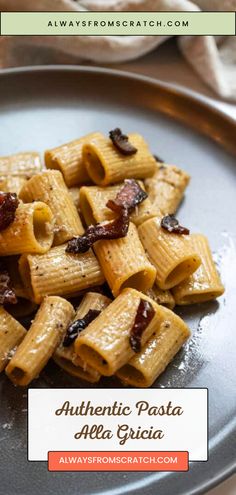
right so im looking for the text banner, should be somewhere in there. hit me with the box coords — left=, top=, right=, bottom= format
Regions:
left=48, top=451, right=189, bottom=471
left=1, top=12, right=235, bottom=36
left=28, top=388, right=208, bottom=463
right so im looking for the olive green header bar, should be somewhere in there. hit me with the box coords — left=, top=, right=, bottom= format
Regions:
left=1, top=12, right=235, bottom=36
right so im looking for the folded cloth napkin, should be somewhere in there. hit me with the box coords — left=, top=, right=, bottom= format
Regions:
left=0, top=0, right=236, bottom=100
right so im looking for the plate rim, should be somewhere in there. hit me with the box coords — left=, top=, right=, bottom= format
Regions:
left=0, top=64, right=235, bottom=495
left=0, top=64, right=236, bottom=156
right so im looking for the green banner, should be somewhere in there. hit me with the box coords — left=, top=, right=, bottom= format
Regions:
left=1, top=11, right=235, bottom=36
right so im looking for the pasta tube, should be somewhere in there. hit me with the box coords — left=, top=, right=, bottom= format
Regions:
left=55, top=291, right=111, bottom=366
left=69, top=187, right=80, bottom=211
left=54, top=292, right=111, bottom=382
left=80, top=184, right=121, bottom=225
left=45, top=133, right=102, bottom=187
left=75, top=288, right=163, bottom=376
left=19, top=170, right=84, bottom=246
left=80, top=182, right=159, bottom=227
left=117, top=306, right=190, bottom=387
left=0, top=307, right=26, bottom=373
left=5, top=296, right=75, bottom=386
left=131, top=196, right=160, bottom=227
left=0, top=176, right=27, bottom=195
left=145, top=286, right=175, bottom=310
left=172, top=234, right=225, bottom=305
left=53, top=354, right=101, bottom=383
left=19, top=244, right=105, bottom=304
left=0, top=152, right=43, bottom=178
left=82, top=133, right=156, bottom=186
left=145, top=164, right=190, bottom=214
left=138, top=217, right=201, bottom=290
left=94, top=222, right=156, bottom=297
left=0, top=202, right=54, bottom=256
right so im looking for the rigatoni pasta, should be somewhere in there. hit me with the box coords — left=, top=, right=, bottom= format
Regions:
left=54, top=292, right=111, bottom=382
left=69, top=187, right=80, bottom=211
left=145, top=164, right=190, bottom=214
left=0, top=202, right=54, bottom=255
left=0, top=176, right=27, bottom=195
left=53, top=354, right=101, bottom=383
left=19, top=244, right=105, bottom=304
left=5, top=296, right=75, bottom=386
left=55, top=292, right=111, bottom=367
left=172, top=234, right=225, bottom=304
left=83, top=132, right=156, bottom=186
left=138, top=217, right=201, bottom=290
left=0, top=307, right=27, bottom=373
left=94, top=222, right=156, bottom=296
left=45, top=133, right=102, bottom=187
left=80, top=184, right=122, bottom=225
left=75, top=288, right=163, bottom=376
left=0, top=152, right=43, bottom=178
left=145, top=285, right=175, bottom=310
left=0, top=128, right=225, bottom=390
left=19, top=170, right=84, bottom=245
left=80, top=182, right=159, bottom=227
left=117, top=306, right=190, bottom=387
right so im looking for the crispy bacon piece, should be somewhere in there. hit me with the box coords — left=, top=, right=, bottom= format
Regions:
left=63, top=309, right=101, bottom=347
left=0, top=261, right=17, bottom=305
left=66, top=180, right=147, bottom=254
left=109, top=128, right=137, bottom=156
left=66, top=180, right=146, bottom=255
left=161, top=214, right=190, bottom=235
left=0, top=192, right=19, bottom=231
left=66, top=209, right=129, bottom=254
left=106, top=179, right=147, bottom=213
left=129, top=299, right=155, bottom=353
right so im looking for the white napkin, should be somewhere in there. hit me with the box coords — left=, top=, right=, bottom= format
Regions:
left=0, top=0, right=236, bottom=100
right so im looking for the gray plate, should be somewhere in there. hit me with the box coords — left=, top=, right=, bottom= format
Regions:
left=0, top=66, right=235, bottom=495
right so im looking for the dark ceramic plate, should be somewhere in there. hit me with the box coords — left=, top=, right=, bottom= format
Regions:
left=0, top=66, right=235, bottom=495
